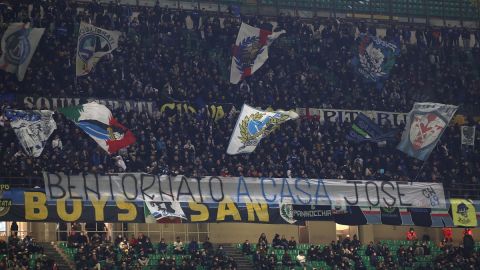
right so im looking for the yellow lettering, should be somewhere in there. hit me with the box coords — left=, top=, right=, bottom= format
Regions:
left=116, top=200, right=137, bottom=221
left=217, top=202, right=241, bottom=221
left=160, top=103, right=175, bottom=114
left=25, top=192, right=48, bottom=220
left=246, top=203, right=269, bottom=222
left=91, top=198, right=107, bottom=221
left=188, top=202, right=209, bottom=222
left=57, top=200, right=82, bottom=222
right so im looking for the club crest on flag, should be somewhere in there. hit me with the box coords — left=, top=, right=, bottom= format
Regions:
left=4, top=28, right=31, bottom=65
left=234, top=36, right=265, bottom=77
left=76, top=22, right=120, bottom=76
left=77, top=33, right=114, bottom=64
left=397, top=103, right=457, bottom=161
left=409, top=112, right=446, bottom=150
left=353, top=34, right=399, bottom=82
left=239, top=112, right=289, bottom=149
left=230, top=23, right=285, bottom=84
left=227, top=104, right=298, bottom=155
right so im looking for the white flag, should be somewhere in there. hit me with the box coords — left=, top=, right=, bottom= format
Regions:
left=76, top=22, right=120, bottom=76
left=0, top=23, right=45, bottom=81
left=397, top=102, right=458, bottom=161
left=145, top=201, right=187, bottom=222
left=227, top=104, right=298, bottom=155
left=461, top=126, right=475, bottom=146
left=5, top=110, right=57, bottom=157
left=230, top=23, right=285, bottom=84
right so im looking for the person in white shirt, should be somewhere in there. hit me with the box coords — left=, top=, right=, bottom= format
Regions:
left=296, top=251, right=306, bottom=269
left=173, top=236, right=184, bottom=254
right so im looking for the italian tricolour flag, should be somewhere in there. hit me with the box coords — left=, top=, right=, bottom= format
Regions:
left=59, top=102, right=136, bottom=154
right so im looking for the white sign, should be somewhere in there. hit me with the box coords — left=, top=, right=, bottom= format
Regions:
left=44, top=173, right=447, bottom=209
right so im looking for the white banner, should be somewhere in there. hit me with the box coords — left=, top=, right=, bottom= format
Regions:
left=296, top=108, right=408, bottom=127
left=0, top=23, right=45, bottom=81
left=227, top=104, right=298, bottom=155
left=44, top=173, right=447, bottom=209
left=76, top=22, right=120, bottom=76
left=461, top=126, right=476, bottom=146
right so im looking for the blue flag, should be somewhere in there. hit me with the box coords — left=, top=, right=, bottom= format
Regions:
left=397, top=103, right=458, bottom=161
left=352, top=34, right=400, bottom=82
left=346, top=113, right=397, bottom=143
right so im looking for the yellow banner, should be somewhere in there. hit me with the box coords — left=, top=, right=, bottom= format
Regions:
left=451, top=198, right=477, bottom=227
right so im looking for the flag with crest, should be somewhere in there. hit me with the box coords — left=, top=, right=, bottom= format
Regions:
left=352, top=34, right=399, bottom=82
left=230, top=23, right=285, bottom=84
left=0, top=23, right=45, bottom=81
left=76, top=22, right=120, bottom=76
left=227, top=104, right=298, bottom=155
left=59, top=102, right=136, bottom=154
left=397, top=103, right=457, bottom=161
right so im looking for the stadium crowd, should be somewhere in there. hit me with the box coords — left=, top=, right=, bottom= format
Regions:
left=65, top=229, right=237, bottom=270
left=243, top=231, right=479, bottom=270
left=0, top=0, right=479, bottom=197
left=0, top=232, right=57, bottom=269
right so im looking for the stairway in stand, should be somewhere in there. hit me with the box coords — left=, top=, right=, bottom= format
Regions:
left=39, top=242, right=74, bottom=270
left=222, top=244, right=254, bottom=270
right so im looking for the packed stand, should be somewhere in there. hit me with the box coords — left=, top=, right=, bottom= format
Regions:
left=0, top=230, right=57, bottom=269
left=239, top=231, right=480, bottom=269
left=0, top=1, right=479, bottom=195
left=62, top=227, right=236, bottom=270
left=1, top=101, right=479, bottom=197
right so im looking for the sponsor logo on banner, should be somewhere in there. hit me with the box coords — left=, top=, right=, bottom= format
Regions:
left=279, top=203, right=297, bottom=224
left=43, top=173, right=448, bottom=209
left=0, top=185, right=12, bottom=218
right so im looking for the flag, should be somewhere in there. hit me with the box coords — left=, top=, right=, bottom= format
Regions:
left=76, top=22, right=120, bottom=76
left=397, top=102, right=458, bottom=161
left=227, top=104, right=298, bottom=155
left=230, top=23, right=285, bottom=84
left=59, top=102, right=136, bottom=154
left=144, top=201, right=187, bottom=223
left=346, top=113, right=397, bottom=143
left=4, top=110, right=56, bottom=157
left=451, top=198, right=477, bottom=227
left=461, top=126, right=475, bottom=146
left=0, top=23, right=45, bottom=81
left=352, top=34, right=399, bottom=82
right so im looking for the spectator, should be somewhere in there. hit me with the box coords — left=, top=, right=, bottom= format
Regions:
left=173, top=236, right=184, bottom=255
left=442, top=227, right=453, bottom=242
left=258, top=233, right=268, bottom=252
left=188, top=239, right=199, bottom=255
left=296, top=250, right=306, bottom=268
left=281, top=250, right=293, bottom=268
left=463, top=231, right=475, bottom=257
left=158, top=238, right=168, bottom=254
left=288, top=236, right=297, bottom=250
left=406, top=228, right=417, bottom=241
left=241, top=240, right=252, bottom=255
